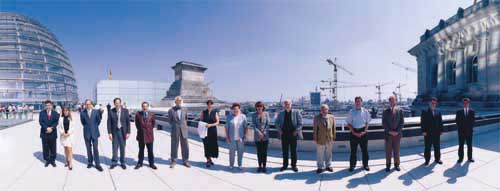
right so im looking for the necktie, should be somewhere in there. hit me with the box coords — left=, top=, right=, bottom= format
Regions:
left=48, top=111, right=51, bottom=120
left=144, top=112, right=148, bottom=123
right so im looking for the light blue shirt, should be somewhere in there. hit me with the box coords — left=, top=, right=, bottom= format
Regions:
left=346, top=108, right=371, bottom=129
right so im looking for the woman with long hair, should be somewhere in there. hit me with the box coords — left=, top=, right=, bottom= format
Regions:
left=58, top=106, right=75, bottom=170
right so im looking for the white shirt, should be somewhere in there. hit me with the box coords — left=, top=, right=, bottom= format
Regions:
left=233, top=115, right=240, bottom=140
left=176, top=109, right=182, bottom=120
left=87, top=109, right=92, bottom=118
left=464, top=107, right=469, bottom=117
left=117, top=108, right=122, bottom=129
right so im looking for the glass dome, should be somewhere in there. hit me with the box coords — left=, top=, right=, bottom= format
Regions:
left=0, top=13, right=78, bottom=109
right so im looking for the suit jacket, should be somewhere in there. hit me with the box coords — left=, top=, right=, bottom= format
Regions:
left=39, top=110, right=60, bottom=139
left=455, top=108, right=475, bottom=136
left=135, top=111, right=155, bottom=144
left=274, top=109, right=304, bottom=139
left=80, top=109, right=103, bottom=140
left=107, top=107, right=131, bottom=138
left=313, top=114, right=336, bottom=145
left=382, top=107, right=404, bottom=136
left=420, top=108, right=443, bottom=136
left=167, top=106, right=189, bottom=138
left=251, top=112, right=270, bottom=141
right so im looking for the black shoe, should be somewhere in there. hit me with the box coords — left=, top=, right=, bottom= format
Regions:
left=316, top=168, right=323, bottom=174
left=457, top=159, right=463, bottom=163
left=121, top=164, right=127, bottom=170
left=209, top=161, right=214, bottom=166
left=348, top=167, right=354, bottom=172
left=435, top=160, right=443, bottom=165
left=262, top=167, right=267, bottom=173
left=134, top=164, right=143, bottom=170
left=149, top=164, right=157, bottom=170
left=44, top=162, right=50, bottom=167
left=468, top=159, right=475, bottom=163
left=87, top=164, right=93, bottom=168
left=363, top=166, right=370, bottom=171
left=292, top=167, right=298, bottom=172
left=394, top=166, right=401, bottom=171
left=280, top=167, right=287, bottom=172
left=257, top=167, right=262, bottom=173
left=110, top=164, right=117, bottom=169
left=385, top=167, right=390, bottom=172
left=51, top=162, right=56, bottom=167
left=96, top=165, right=103, bottom=172
left=325, top=167, right=333, bottom=172
left=206, top=162, right=211, bottom=168
left=424, top=161, right=430, bottom=166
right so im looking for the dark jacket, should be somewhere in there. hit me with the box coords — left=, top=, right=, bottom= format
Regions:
left=39, top=110, right=60, bottom=139
left=80, top=109, right=103, bottom=139
left=455, top=108, right=475, bottom=136
left=382, top=107, right=404, bottom=136
left=135, top=111, right=155, bottom=144
left=107, top=107, right=131, bottom=137
left=420, top=108, right=443, bottom=136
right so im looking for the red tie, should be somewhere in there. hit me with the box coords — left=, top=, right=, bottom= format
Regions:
left=48, top=111, right=51, bottom=120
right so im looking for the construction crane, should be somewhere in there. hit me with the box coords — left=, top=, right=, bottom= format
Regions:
left=394, top=82, right=407, bottom=102
left=392, top=62, right=417, bottom=73
left=375, top=81, right=393, bottom=104
left=320, top=57, right=354, bottom=105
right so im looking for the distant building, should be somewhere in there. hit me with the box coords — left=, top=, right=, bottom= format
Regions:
left=158, top=61, right=224, bottom=112
left=0, top=13, right=78, bottom=109
left=409, top=0, right=500, bottom=104
left=94, top=80, right=169, bottom=109
left=310, top=92, right=321, bottom=106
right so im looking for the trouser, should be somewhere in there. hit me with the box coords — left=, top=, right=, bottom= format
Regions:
left=385, top=134, right=401, bottom=167
left=281, top=135, right=298, bottom=168
left=424, top=134, right=441, bottom=162
left=229, top=139, right=244, bottom=167
left=138, top=142, right=155, bottom=165
left=112, top=131, right=126, bottom=165
left=255, top=140, right=269, bottom=167
left=84, top=137, right=101, bottom=165
left=170, top=126, right=189, bottom=161
left=41, top=137, right=57, bottom=163
left=316, top=141, right=333, bottom=169
left=458, top=132, right=473, bottom=160
left=349, top=133, right=369, bottom=168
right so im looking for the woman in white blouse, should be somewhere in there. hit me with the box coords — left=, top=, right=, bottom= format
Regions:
left=58, top=106, right=75, bottom=170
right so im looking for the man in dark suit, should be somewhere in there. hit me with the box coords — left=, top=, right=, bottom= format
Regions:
left=39, top=100, right=60, bottom=167
left=80, top=99, right=104, bottom=171
left=107, top=97, right=131, bottom=170
left=455, top=98, right=475, bottom=163
left=134, top=102, right=157, bottom=170
left=421, top=97, right=444, bottom=165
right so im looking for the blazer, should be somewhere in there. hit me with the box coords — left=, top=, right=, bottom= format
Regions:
left=382, top=107, right=404, bottom=136
left=274, top=109, right=304, bottom=139
left=455, top=108, right=475, bottom=136
left=251, top=112, right=270, bottom=142
left=57, top=116, right=75, bottom=145
left=39, top=110, right=60, bottom=139
left=167, top=106, right=189, bottom=138
left=107, top=107, right=131, bottom=137
left=420, top=108, right=443, bottom=136
left=312, top=114, right=336, bottom=145
left=135, top=111, right=156, bottom=144
left=225, top=114, right=248, bottom=142
left=80, top=109, right=103, bottom=140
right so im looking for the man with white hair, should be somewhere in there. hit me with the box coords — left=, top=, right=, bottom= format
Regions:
left=313, top=104, right=336, bottom=174
left=275, top=99, right=303, bottom=172
left=167, top=96, right=191, bottom=168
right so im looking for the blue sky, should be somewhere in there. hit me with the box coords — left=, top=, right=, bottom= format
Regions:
left=0, top=0, right=472, bottom=102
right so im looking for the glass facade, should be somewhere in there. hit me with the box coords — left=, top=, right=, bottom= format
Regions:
left=0, top=13, right=78, bottom=110
left=95, top=80, right=168, bottom=109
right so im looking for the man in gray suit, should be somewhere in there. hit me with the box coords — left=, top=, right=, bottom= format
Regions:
left=382, top=96, right=404, bottom=172
left=167, top=96, right=191, bottom=168
left=80, top=99, right=104, bottom=172
left=275, top=99, right=303, bottom=172
left=107, top=97, right=131, bottom=170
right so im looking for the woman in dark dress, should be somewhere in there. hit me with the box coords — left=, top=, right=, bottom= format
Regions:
left=199, top=100, right=220, bottom=167
left=252, top=101, right=270, bottom=173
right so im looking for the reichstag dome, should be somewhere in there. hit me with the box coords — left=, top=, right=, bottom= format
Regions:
left=0, top=13, right=78, bottom=109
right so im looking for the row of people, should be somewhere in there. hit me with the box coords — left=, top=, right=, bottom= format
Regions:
left=39, top=95, right=475, bottom=175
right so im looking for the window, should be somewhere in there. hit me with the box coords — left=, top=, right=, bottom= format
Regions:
left=468, top=56, right=479, bottom=83
left=447, top=61, right=456, bottom=85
